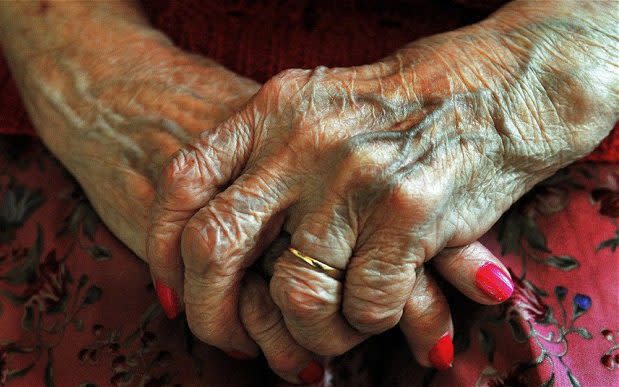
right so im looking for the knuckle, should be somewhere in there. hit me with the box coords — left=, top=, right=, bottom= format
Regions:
left=270, top=276, right=328, bottom=321
left=340, top=140, right=386, bottom=185
left=387, top=180, right=445, bottom=217
left=351, top=243, right=420, bottom=285
left=197, top=122, right=249, bottom=175
left=240, top=287, right=281, bottom=337
left=160, top=147, right=198, bottom=190
left=156, top=158, right=184, bottom=205
left=344, top=259, right=412, bottom=333
left=350, top=247, right=410, bottom=276
left=344, top=284, right=403, bottom=333
left=260, top=68, right=319, bottom=107
left=180, top=221, right=235, bottom=277
left=283, top=288, right=327, bottom=321
left=262, top=69, right=305, bottom=96
left=386, top=183, right=416, bottom=210
left=272, top=68, right=310, bottom=86
left=344, top=303, right=401, bottom=333
left=248, top=311, right=283, bottom=343
left=157, top=145, right=213, bottom=209
left=292, top=224, right=353, bottom=262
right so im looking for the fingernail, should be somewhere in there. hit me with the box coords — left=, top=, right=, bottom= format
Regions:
left=154, top=279, right=180, bottom=319
left=428, top=333, right=454, bottom=371
left=475, top=262, right=514, bottom=302
left=298, top=360, right=324, bottom=384
left=225, top=350, right=253, bottom=360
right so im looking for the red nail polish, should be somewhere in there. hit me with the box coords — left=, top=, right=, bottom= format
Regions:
left=475, top=263, right=514, bottom=302
left=154, top=279, right=180, bottom=319
left=298, top=360, right=324, bottom=384
left=226, top=350, right=253, bottom=360
left=428, top=333, right=454, bottom=371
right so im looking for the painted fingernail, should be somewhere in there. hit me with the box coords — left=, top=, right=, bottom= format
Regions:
left=475, top=262, right=514, bottom=302
left=225, top=350, right=253, bottom=360
left=298, top=360, right=324, bottom=384
left=154, top=279, right=180, bottom=319
left=428, top=333, right=454, bottom=371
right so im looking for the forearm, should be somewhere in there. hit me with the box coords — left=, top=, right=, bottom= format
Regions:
left=0, top=0, right=258, bottom=180
left=0, top=0, right=164, bottom=156
left=0, top=0, right=259, bottom=258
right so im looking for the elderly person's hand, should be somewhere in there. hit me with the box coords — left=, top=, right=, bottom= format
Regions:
left=147, top=0, right=618, bottom=369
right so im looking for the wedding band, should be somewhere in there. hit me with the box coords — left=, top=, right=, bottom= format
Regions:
left=287, top=247, right=344, bottom=280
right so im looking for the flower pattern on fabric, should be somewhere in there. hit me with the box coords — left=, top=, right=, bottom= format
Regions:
left=470, top=165, right=617, bottom=387
left=0, top=140, right=618, bottom=387
left=22, top=249, right=70, bottom=313
left=76, top=304, right=184, bottom=387
left=502, top=272, right=550, bottom=325
left=0, top=184, right=42, bottom=244
left=0, top=346, right=7, bottom=386
left=592, top=172, right=619, bottom=254
left=591, top=172, right=619, bottom=219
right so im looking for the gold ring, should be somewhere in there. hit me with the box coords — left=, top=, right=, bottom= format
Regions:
left=287, top=247, right=344, bottom=280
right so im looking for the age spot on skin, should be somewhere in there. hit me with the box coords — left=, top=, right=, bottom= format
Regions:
left=38, top=1, right=50, bottom=15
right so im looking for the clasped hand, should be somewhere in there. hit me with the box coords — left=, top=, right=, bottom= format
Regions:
left=146, top=36, right=557, bottom=382
left=147, top=8, right=616, bottom=384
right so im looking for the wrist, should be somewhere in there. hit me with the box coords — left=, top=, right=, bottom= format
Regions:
left=381, top=1, right=617, bottom=172
left=484, top=1, right=619, bottom=162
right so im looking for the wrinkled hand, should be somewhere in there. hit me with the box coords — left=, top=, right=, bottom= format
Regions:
left=147, top=59, right=520, bottom=362
left=148, top=0, right=617, bottom=379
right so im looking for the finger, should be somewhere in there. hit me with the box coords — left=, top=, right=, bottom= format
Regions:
left=399, top=267, right=454, bottom=371
left=181, top=166, right=294, bottom=356
left=433, top=241, right=514, bottom=304
left=270, top=199, right=367, bottom=356
left=146, top=113, right=253, bottom=319
left=338, top=178, right=440, bottom=335
left=342, top=223, right=422, bottom=335
left=240, top=272, right=325, bottom=385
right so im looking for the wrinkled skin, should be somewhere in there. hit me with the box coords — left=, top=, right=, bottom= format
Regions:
left=147, top=0, right=618, bottom=365
left=0, top=1, right=513, bottom=382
